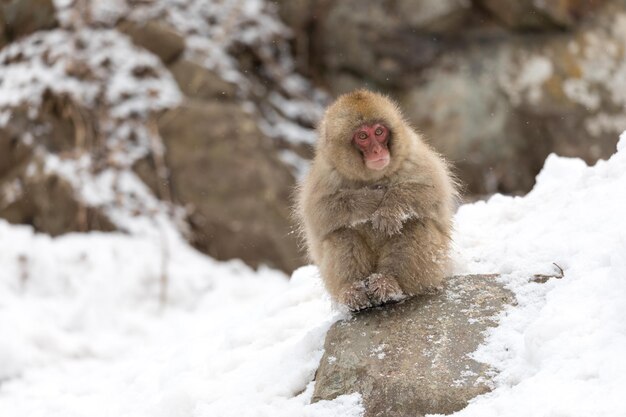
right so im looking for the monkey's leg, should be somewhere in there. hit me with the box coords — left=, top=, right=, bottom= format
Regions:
left=376, top=219, right=449, bottom=297
left=319, top=228, right=376, bottom=311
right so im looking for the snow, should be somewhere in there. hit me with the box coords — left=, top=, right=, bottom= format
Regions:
left=440, top=131, right=626, bottom=416
left=4, top=131, right=626, bottom=416
left=0, top=225, right=360, bottom=416
left=2, top=133, right=625, bottom=416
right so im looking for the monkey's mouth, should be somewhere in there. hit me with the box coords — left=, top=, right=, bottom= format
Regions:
left=365, top=156, right=390, bottom=171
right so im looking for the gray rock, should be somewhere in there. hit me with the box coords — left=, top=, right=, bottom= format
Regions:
left=400, top=8, right=625, bottom=195
left=0, top=12, right=6, bottom=49
left=0, top=0, right=57, bottom=40
left=169, top=59, right=237, bottom=100
left=0, top=121, right=32, bottom=179
left=317, top=0, right=465, bottom=87
left=119, top=20, right=185, bottom=64
left=399, top=44, right=542, bottom=195
left=275, top=0, right=624, bottom=197
left=476, top=0, right=605, bottom=29
left=313, top=274, right=514, bottom=417
left=278, top=0, right=471, bottom=80
left=157, top=100, right=304, bottom=272
left=275, top=0, right=315, bottom=31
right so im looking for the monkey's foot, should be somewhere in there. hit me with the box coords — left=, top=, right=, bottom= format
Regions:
left=339, top=281, right=373, bottom=311
left=365, top=273, right=406, bottom=306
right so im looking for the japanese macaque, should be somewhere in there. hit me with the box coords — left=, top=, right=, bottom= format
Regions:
left=296, top=90, right=458, bottom=311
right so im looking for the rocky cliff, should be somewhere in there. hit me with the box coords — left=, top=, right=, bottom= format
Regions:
left=279, top=0, right=626, bottom=195
left=0, top=0, right=323, bottom=272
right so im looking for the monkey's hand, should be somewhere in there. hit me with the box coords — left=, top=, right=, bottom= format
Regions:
left=371, top=205, right=411, bottom=236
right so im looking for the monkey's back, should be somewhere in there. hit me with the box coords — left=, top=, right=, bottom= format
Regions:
left=295, top=158, right=335, bottom=263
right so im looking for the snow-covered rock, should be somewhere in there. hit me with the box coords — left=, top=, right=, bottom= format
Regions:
left=0, top=0, right=325, bottom=271
left=313, top=274, right=515, bottom=417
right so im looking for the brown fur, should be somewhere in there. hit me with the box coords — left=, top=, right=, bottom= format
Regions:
left=295, top=90, right=458, bottom=310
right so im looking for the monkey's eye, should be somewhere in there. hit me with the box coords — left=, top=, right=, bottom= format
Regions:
left=375, top=127, right=383, bottom=136
left=358, top=132, right=368, bottom=140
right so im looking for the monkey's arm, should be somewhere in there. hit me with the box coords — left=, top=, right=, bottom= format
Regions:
left=308, top=188, right=385, bottom=237
left=371, top=182, right=442, bottom=236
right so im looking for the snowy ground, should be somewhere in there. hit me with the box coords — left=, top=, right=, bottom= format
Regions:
left=1, top=133, right=626, bottom=417
left=0, top=226, right=361, bottom=417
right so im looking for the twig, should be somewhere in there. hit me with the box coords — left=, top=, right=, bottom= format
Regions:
left=65, top=97, right=90, bottom=232
left=148, top=118, right=172, bottom=202
left=157, top=219, right=170, bottom=309
left=532, top=262, right=564, bottom=283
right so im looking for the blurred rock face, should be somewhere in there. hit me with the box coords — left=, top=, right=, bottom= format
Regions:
left=0, top=3, right=310, bottom=273
left=157, top=101, right=302, bottom=272
left=0, top=0, right=57, bottom=43
left=0, top=95, right=115, bottom=235
left=476, top=0, right=605, bottom=29
left=278, top=0, right=623, bottom=195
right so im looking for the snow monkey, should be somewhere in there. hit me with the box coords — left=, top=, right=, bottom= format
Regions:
left=296, top=90, right=457, bottom=311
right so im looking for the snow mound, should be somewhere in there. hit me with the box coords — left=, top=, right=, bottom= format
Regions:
left=446, top=132, right=626, bottom=416
left=0, top=224, right=357, bottom=416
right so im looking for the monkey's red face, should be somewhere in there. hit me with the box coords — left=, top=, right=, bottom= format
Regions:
left=353, top=123, right=390, bottom=171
